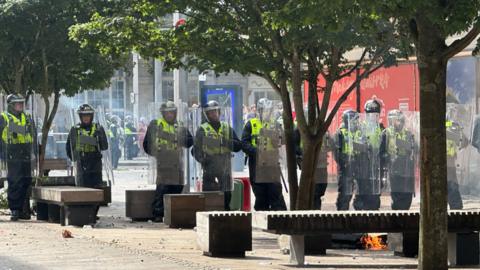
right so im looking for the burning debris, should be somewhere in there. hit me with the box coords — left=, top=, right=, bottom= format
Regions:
left=360, top=233, right=387, bottom=250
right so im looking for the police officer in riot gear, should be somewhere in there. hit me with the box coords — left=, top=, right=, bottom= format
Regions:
left=0, top=94, right=37, bottom=221
left=334, top=109, right=360, bottom=210
left=353, top=99, right=384, bottom=210
left=143, top=101, right=193, bottom=222
left=242, top=98, right=287, bottom=211
left=381, top=110, right=417, bottom=210
left=124, top=115, right=138, bottom=160
left=66, top=104, right=108, bottom=216
left=193, top=100, right=242, bottom=210
left=446, top=118, right=467, bottom=209
left=109, top=115, right=122, bottom=169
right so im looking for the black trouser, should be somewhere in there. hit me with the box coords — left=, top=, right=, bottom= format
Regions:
left=110, top=141, right=121, bottom=168
left=391, top=192, right=413, bottom=210
left=202, top=168, right=232, bottom=210
left=313, top=183, right=328, bottom=210
left=389, top=175, right=414, bottom=210
left=7, top=161, right=32, bottom=212
left=352, top=177, right=381, bottom=210
left=336, top=171, right=354, bottom=210
left=447, top=167, right=463, bottom=210
left=152, top=184, right=184, bottom=217
left=76, top=157, right=103, bottom=216
left=250, top=182, right=286, bottom=211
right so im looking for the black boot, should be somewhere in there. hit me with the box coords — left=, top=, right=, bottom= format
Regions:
left=10, top=210, right=19, bottom=221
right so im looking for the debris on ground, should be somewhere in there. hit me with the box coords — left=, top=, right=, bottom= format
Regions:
left=62, top=229, right=73, bottom=238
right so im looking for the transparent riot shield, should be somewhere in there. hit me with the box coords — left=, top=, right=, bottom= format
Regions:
left=192, top=105, right=234, bottom=192
left=314, top=133, right=333, bottom=184
left=145, top=101, right=189, bottom=186
left=68, top=106, right=113, bottom=187
left=0, top=94, right=38, bottom=214
left=95, top=107, right=114, bottom=186
left=255, top=100, right=283, bottom=184
left=356, top=112, right=382, bottom=195
left=37, top=97, right=75, bottom=179
left=334, top=111, right=360, bottom=196
left=384, top=110, right=418, bottom=195
left=445, top=102, right=472, bottom=209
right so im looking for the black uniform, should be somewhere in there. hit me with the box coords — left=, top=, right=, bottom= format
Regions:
left=242, top=120, right=287, bottom=211
left=66, top=122, right=108, bottom=188
left=0, top=110, right=36, bottom=216
left=333, top=125, right=356, bottom=210
left=143, top=119, right=193, bottom=218
left=192, top=121, right=242, bottom=210
left=380, top=127, right=417, bottom=210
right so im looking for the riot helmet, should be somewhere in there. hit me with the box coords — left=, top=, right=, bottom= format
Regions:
left=387, top=109, right=405, bottom=131
left=203, top=100, right=221, bottom=123
left=257, top=98, right=273, bottom=121
left=364, top=99, right=381, bottom=114
left=77, top=104, right=95, bottom=125
left=160, top=100, right=177, bottom=124
left=342, top=109, right=359, bottom=130
left=7, top=94, right=25, bottom=113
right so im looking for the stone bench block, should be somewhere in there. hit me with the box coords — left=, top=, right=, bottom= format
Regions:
left=125, top=189, right=156, bottom=221
left=196, top=211, right=252, bottom=257
left=164, top=192, right=225, bottom=228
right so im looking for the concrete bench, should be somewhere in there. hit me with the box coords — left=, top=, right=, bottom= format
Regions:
left=32, top=186, right=104, bottom=226
left=164, top=192, right=225, bottom=228
left=196, top=211, right=252, bottom=257
left=125, top=189, right=156, bottom=221
left=253, top=210, right=480, bottom=266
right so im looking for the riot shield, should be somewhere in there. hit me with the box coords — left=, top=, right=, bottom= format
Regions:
left=355, top=112, right=382, bottom=195
left=95, top=107, right=114, bottom=185
left=314, top=133, right=333, bottom=184
left=38, top=98, right=75, bottom=178
left=334, top=110, right=359, bottom=196
left=255, top=100, right=283, bottom=183
left=68, top=106, right=112, bottom=187
left=384, top=110, right=418, bottom=194
left=145, top=101, right=189, bottom=186
left=192, top=103, right=234, bottom=192
left=0, top=94, right=38, bottom=214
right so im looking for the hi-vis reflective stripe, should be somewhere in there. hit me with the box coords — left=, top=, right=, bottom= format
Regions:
left=1, top=112, right=32, bottom=144
left=156, top=117, right=177, bottom=150
left=76, top=123, right=97, bottom=153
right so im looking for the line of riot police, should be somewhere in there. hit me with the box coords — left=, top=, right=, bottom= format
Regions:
left=1, top=93, right=470, bottom=222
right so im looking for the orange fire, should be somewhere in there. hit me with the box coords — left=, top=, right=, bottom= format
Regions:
left=360, top=234, right=387, bottom=250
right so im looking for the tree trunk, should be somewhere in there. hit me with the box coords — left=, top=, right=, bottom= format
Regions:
left=296, top=136, right=322, bottom=209
left=416, top=22, right=449, bottom=270
left=38, top=92, right=60, bottom=176
left=279, top=82, right=298, bottom=209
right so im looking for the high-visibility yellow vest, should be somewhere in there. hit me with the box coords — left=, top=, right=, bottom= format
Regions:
left=446, top=120, right=457, bottom=157
left=340, top=128, right=362, bottom=156
left=201, top=122, right=230, bottom=155
left=364, top=124, right=382, bottom=149
left=386, top=127, right=410, bottom=156
left=1, top=112, right=33, bottom=144
left=75, top=124, right=98, bottom=153
left=249, top=118, right=276, bottom=150
left=125, top=127, right=133, bottom=135
left=156, top=118, right=177, bottom=150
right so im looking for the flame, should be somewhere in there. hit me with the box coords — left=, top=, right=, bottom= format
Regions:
left=360, top=234, right=387, bottom=250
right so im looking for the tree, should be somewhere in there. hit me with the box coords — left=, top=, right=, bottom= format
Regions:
left=374, top=1, right=480, bottom=269
left=72, top=0, right=406, bottom=209
left=0, top=0, right=126, bottom=175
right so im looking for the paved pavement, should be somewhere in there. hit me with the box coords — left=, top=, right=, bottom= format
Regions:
left=0, top=162, right=478, bottom=269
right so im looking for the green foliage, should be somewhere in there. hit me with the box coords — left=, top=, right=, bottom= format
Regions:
left=0, top=0, right=127, bottom=96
